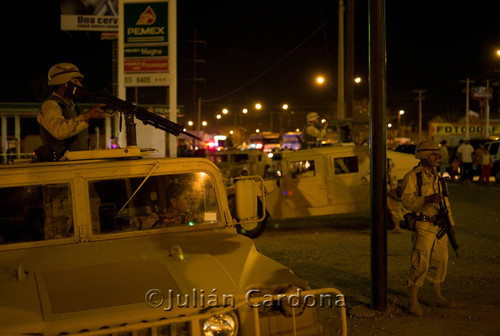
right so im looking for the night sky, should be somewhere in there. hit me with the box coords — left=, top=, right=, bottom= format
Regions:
left=1, top=0, right=499, bottom=131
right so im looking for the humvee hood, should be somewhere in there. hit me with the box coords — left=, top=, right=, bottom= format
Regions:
left=0, top=230, right=304, bottom=330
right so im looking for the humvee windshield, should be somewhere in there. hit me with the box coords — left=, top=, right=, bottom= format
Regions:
left=91, top=172, right=220, bottom=233
left=0, top=172, right=220, bottom=245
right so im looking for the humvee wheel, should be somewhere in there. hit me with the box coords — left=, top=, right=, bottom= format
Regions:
left=237, top=215, right=267, bottom=238
left=228, top=194, right=267, bottom=238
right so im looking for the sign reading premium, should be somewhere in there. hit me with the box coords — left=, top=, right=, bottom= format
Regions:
left=122, top=1, right=169, bottom=87
left=429, top=122, right=500, bottom=136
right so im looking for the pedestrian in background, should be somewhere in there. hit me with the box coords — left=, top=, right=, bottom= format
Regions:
left=401, top=141, right=457, bottom=316
left=439, top=140, right=449, bottom=176
left=456, top=139, right=474, bottom=183
left=478, top=143, right=492, bottom=185
left=473, top=143, right=484, bottom=179
left=387, top=158, right=407, bottom=233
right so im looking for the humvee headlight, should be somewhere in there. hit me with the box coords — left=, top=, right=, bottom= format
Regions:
left=201, top=310, right=239, bottom=336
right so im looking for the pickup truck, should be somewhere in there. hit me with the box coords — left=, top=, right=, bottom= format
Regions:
left=0, top=148, right=346, bottom=336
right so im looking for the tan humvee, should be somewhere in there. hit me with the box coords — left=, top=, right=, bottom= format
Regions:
left=234, top=145, right=419, bottom=238
left=0, top=149, right=346, bottom=336
left=207, top=149, right=273, bottom=179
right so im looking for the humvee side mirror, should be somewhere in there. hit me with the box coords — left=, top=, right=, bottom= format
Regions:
left=235, top=179, right=257, bottom=220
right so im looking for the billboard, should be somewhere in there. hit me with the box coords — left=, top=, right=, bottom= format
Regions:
left=60, top=0, right=119, bottom=31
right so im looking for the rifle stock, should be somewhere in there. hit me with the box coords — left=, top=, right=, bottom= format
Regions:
left=438, top=178, right=459, bottom=258
left=65, top=82, right=201, bottom=141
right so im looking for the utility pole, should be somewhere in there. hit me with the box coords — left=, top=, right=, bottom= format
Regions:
left=369, top=0, right=387, bottom=312
left=460, top=78, right=474, bottom=139
left=485, top=79, right=490, bottom=138
left=414, top=89, right=426, bottom=141
left=337, top=0, right=345, bottom=120
left=345, top=0, right=355, bottom=121
left=184, top=30, right=206, bottom=140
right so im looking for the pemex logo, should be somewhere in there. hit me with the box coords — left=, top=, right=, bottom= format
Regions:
left=136, top=6, right=156, bottom=25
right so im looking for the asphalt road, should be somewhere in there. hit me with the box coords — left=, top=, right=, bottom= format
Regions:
left=254, top=181, right=500, bottom=336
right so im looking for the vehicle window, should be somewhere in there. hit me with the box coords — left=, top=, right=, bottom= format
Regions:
left=0, top=183, right=73, bottom=244
left=232, top=154, right=249, bottom=163
left=489, top=142, right=499, bottom=156
left=290, top=160, right=315, bottom=178
left=90, top=172, right=220, bottom=234
left=213, top=154, right=228, bottom=163
left=334, top=156, right=359, bottom=174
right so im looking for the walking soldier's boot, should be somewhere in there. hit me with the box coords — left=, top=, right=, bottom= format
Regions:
left=408, top=286, right=423, bottom=316
left=432, top=283, right=456, bottom=308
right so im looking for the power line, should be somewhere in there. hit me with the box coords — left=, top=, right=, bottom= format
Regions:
left=202, top=15, right=336, bottom=103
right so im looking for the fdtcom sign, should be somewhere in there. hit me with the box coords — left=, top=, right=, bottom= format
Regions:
left=124, top=2, right=168, bottom=43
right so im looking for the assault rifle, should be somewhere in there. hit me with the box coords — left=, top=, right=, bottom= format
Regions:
left=437, top=178, right=459, bottom=257
left=65, top=82, right=201, bottom=141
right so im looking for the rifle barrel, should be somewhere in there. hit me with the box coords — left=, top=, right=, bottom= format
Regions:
left=65, top=82, right=201, bottom=141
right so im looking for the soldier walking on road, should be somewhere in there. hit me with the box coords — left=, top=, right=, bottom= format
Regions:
left=401, top=141, right=457, bottom=316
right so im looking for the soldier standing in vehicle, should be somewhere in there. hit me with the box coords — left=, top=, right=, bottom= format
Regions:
left=301, top=112, right=328, bottom=148
left=401, top=141, right=457, bottom=316
left=37, top=63, right=106, bottom=159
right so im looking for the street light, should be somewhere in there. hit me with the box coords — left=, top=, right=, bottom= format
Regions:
left=315, top=76, right=325, bottom=85
left=255, top=103, right=262, bottom=110
left=398, top=110, right=405, bottom=137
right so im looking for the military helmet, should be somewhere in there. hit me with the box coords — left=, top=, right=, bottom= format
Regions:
left=306, top=112, right=320, bottom=122
left=415, top=140, right=440, bottom=159
left=48, top=63, right=84, bottom=86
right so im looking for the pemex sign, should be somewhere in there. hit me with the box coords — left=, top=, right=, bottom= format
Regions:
left=121, top=1, right=169, bottom=87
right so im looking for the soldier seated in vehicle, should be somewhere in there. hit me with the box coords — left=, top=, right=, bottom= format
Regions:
left=43, top=186, right=73, bottom=239
left=162, top=183, right=204, bottom=226
left=135, top=182, right=204, bottom=230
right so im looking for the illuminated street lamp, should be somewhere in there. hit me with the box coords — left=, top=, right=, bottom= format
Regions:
left=316, top=76, right=325, bottom=85
left=398, top=110, right=405, bottom=137
left=255, top=103, right=262, bottom=110
left=282, top=104, right=289, bottom=110
left=216, top=114, right=222, bottom=119
left=202, top=121, right=207, bottom=126
left=222, top=108, right=228, bottom=115
left=354, top=77, right=362, bottom=84
left=242, top=108, right=248, bottom=114
left=187, top=120, right=193, bottom=126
